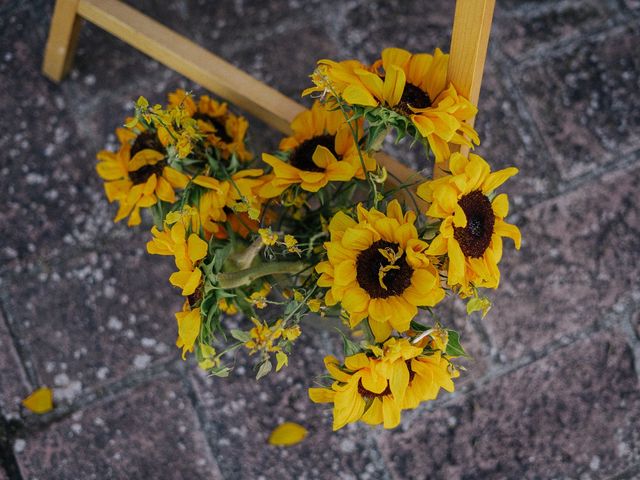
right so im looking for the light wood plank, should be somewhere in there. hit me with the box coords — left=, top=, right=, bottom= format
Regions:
left=42, top=0, right=83, bottom=82
left=434, top=0, right=496, bottom=177
left=76, top=0, right=304, bottom=134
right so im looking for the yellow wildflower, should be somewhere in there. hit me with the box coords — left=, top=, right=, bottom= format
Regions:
left=259, top=228, right=278, bottom=246
left=175, top=301, right=201, bottom=359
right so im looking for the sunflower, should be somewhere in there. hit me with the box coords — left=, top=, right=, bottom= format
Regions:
left=96, top=126, right=189, bottom=226
left=308, top=353, right=402, bottom=430
left=306, top=48, right=479, bottom=163
left=168, top=89, right=252, bottom=161
left=416, top=152, right=521, bottom=296
left=401, top=350, right=458, bottom=410
left=309, top=337, right=452, bottom=430
left=193, top=169, right=266, bottom=237
left=315, top=200, right=445, bottom=342
left=259, top=102, right=373, bottom=198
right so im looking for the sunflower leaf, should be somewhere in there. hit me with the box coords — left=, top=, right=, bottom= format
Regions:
left=445, top=330, right=469, bottom=358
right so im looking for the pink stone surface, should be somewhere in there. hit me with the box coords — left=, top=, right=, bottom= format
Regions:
left=15, top=375, right=221, bottom=480
left=377, top=331, right=640, bottom=479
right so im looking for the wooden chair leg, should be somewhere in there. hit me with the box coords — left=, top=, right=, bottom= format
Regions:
left=43, top=0, right=83, bottom=82
left=435, top=0, right=496, bottom=177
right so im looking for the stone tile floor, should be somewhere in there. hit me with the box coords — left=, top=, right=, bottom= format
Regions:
left=1, top=0, right=639, bottom=478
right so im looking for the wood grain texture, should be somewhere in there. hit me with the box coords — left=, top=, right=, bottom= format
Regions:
left=435, top=0, right=496, bottom=177
left=42, top=0, right=83, bottom=82
left=76, top=0, right=304, bottom=134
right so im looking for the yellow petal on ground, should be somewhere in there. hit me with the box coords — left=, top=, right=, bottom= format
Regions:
left=268, top=422, right=308, bottom=446
left=22, top=387, right=54, bottom=414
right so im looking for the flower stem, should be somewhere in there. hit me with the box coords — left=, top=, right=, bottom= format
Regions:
left=215, top=261, right=307, bottom=289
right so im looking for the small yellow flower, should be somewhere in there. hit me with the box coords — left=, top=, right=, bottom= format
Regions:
left=245, top=318, right=283, bottom=354
left=167, top=228, right=209, bottom=296
left=218, top=298, right=239, bottom=315
left=275, top=351, right=289, bottom=372
left=282, top=325, right=301, bottom=342
left=259, top=228, right=278, bottom=246
left=248, top=283, right=272, bottom=309
left=307, top=299, right=322, bottom=313
left=283, top=234, right=302, bottom=255
left=175, top=302, right=201, bottom=359
left=198, top=343, right=220, bottom=371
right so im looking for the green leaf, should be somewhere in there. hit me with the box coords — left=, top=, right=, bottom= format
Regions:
left=230, top=329, right=252, bottom=343
left=256, top=360, right=272, bottom=380
left=333, top=328, right=361, bottom=357
left=445, top=330, right=469, bottom=358
left=209, top=365, right=231, bottom=377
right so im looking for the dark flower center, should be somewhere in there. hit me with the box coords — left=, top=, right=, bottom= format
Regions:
left=192, top=112, right=233, bottom=144
left=394, top=83, right=432, bottom=116
left=289, top=134, right=338, bottom=173
left=453, top=190, right=495, bottom=258
left=356, top=240, right=413, bottom=299
left=358, top=379, right=392, bottom=399
left=130, top=130, right=165, bottom=158
left=129, top=131, right=167, bottom=185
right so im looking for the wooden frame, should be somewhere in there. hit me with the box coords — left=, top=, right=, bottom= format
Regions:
left=43, top=0, right=495, bottom=186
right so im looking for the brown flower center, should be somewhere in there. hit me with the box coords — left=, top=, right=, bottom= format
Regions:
left=192, top=112, right=233, bottom=144
left=453, top=190, right=495, bottom=258
left=288, top=134, right=338, bottom=173
left=356, top=240, right=413, bottom=299
left=129, top=131, right=167, bottom=185
left=394, top=83, right=432, bottom=116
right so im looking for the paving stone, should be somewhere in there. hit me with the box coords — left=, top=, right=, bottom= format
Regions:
left=189, top=329, right=391, bottom=479
left=515, top=25, right=640, bottom=181
left=377, top=330, right=640, bottom=479
left=493, top=0, right=619, bottom=61
left=0, top=466, right=7, bottom=480
left=337, top=0, right=455, bottom=59
left=473, top=62, right=559, bottom=209
left=0, top=310, right=31, bottom=418
left=0, top=248, right=183, bottom=402
left=15, top=374, right=221, bottom=480
left=484, top=164, right=640, bottom=363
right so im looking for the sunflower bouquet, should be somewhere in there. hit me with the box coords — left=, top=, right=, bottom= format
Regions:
left=96, top=47, right=520, bottom=431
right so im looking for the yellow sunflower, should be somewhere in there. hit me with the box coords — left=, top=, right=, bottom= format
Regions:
left=259, top=102, right=372, bottom=198
left=417, top=152, right=521, bottom=296
left=306, top=48, right=479, bottom=163
left=401, top=350, right=458, bottom=410
left=315, top=200, right=445, bottom=342
left=308, top=353, right=402, bottom=430
left=168, top=89, right=252, bottom=161
left=96, top=127, right=190, bottom=226
left=309, top=337, right=454, bottom=430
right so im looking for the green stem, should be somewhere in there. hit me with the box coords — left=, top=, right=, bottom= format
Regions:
left=215, top=261, right=307, bottom=289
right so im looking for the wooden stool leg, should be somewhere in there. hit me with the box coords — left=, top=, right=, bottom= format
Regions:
left=43, top=0, right=83, bottom=82
left=435, top=0, right=496, bottom=177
